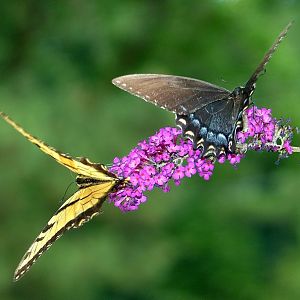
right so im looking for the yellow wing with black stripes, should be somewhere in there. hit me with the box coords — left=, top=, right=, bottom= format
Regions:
left=0, top=112, right=127, bottom=281
left=0, top=112, right=115, bottom=181
left=13, top=182, right=116, bottom=281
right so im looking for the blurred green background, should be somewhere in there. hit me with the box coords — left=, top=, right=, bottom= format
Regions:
left=0, top=1, right=300, bottom=299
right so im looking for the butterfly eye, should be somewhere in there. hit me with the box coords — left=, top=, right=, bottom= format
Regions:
left=232, top=87, right=243, bottom=97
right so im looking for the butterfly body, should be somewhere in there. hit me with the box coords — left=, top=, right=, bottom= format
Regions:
left=113, top=22, right=292, bottom=160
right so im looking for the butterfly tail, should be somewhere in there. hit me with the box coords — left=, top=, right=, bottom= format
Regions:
left=0, top=111, right=76, bottom=169
left=245, top=21, right=293, bottom=95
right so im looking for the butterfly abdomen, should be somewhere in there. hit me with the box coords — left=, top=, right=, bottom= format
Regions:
left=76, top=176, right=110, bottom=188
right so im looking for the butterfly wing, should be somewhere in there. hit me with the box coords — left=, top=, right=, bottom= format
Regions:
left=0, top=112, right=116, bottom=181
left=245, top=21, right=293, bottom=94
left=0, top=112, right=124, bottom=280
left=13, top=182, right=116, bottom=281
left=112, top=74, right=231, bottom=115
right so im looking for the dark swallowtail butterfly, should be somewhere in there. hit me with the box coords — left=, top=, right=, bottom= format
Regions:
left=112, top=22, right=292, bottom=160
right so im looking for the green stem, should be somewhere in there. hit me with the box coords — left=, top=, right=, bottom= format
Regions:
left=291, top=146, right=300, bottom=152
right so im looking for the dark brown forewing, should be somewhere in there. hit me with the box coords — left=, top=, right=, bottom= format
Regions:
left=245, top=21, right=293, bottom=93
left=112, top=74, right=231, bottom=115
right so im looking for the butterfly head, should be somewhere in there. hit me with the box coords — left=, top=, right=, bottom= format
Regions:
left=232, top=86, right=244, bottom=97
left=117, top=176, right=130, bottom=189
left=231, top=85, right=253, bottom=109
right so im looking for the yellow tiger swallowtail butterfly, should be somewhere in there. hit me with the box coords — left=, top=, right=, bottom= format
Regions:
left=0, top=112, right=128, bottom=281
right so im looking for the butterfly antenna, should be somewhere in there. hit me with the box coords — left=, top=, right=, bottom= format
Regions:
left=60, top=181, right=75, bottom=204
left=245, top=21, right=293, bottom=93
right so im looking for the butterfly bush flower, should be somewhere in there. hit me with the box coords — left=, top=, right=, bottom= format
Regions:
left=109, top=106, right=295, bottom=212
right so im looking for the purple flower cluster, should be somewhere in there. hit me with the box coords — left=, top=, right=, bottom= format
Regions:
left=237, top=106, right=294, bottom=158
left=237, top=107, right=275, bottom=144
left=109, top=127, right=217, bottom=211
left=108, top=106, right=294, bottom=212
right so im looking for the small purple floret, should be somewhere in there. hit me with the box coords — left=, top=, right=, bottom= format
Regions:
left=109, top=106, right=294, bottom=212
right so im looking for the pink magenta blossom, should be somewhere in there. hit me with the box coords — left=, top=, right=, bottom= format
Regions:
left=109, top=106, right=294, bottom=212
